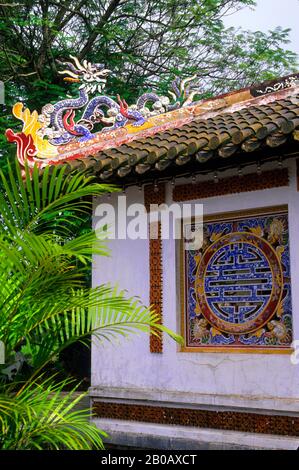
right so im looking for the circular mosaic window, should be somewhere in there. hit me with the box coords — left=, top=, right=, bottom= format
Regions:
left=195, top=232, right=283, bottom=335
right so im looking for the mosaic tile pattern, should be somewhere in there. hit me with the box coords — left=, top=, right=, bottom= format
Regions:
left=183, top=210, right=293, bottom=350
left=173, top=169, right=289, bottom=202
left=93, top=401, right=299, bottom=437
left=144, top=183, right=165, bottom=353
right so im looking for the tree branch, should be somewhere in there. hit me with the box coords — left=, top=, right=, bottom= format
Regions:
left=79, top=0, right=122, bottom=58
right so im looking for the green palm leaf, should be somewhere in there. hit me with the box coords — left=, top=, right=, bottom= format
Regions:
left=0, top=161, right=117, bottom=236
left=0, top=159, right=182, bottom=450
left=0, top=377, right=106, bottom=450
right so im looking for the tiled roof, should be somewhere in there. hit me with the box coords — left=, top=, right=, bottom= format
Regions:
left=64, top=85, right=299, bottom=183
left=6, top=71, right=299, bottom=182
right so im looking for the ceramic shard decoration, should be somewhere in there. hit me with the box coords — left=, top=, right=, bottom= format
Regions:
left=183, top=210, right=292, bottom=351
left=5, top=56, right=200, bottom=171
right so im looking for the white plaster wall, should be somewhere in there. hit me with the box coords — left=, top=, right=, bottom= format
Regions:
left=91, top=159, right=299, bottom=412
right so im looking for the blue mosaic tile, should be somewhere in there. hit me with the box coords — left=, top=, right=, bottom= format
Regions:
left=184, top=211, right=293, bottom=350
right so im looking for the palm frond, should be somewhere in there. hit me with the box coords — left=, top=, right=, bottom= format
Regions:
left=0, top=213, right=183, bottom=377
left=0, top=158, right=182, bottom=451
left=0, top=161, right=117, bottom=237
left=0, top=377, right=106, bottom=450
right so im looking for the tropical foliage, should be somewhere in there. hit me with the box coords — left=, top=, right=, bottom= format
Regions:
left=0, top=378, right=107, bottom=450
left=0, top=163, right=182, bottom=449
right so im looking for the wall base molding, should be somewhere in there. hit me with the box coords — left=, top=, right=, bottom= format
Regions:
left=93, top=418, right=299, bottom=450
left=93, top=400, right=299, bottom=437
left=89, top=386, right=299, bottom=414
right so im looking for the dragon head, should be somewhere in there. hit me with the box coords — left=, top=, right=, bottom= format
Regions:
left=57, top=55, right=111, bottom=94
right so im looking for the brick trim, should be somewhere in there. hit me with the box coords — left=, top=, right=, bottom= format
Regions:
left=173, top=169, right=289, bottom=202
left=93, top=401, right=299, bottom=437
left=144, top=183, right=165, bottom=353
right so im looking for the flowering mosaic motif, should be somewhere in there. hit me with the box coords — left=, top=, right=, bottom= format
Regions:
left=183, top=210, right=293, bottom=350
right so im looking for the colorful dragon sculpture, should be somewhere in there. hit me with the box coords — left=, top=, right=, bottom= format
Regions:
left=6, top=56, right=201, bottom=168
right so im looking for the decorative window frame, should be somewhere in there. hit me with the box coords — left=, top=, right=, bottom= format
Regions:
left=179, top=205, right=293, bottom=354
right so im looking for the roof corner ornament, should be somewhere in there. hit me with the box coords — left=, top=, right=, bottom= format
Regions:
left=253, top=75, right=299, bottom=96
left=6, top=55, right=201, bottom=169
